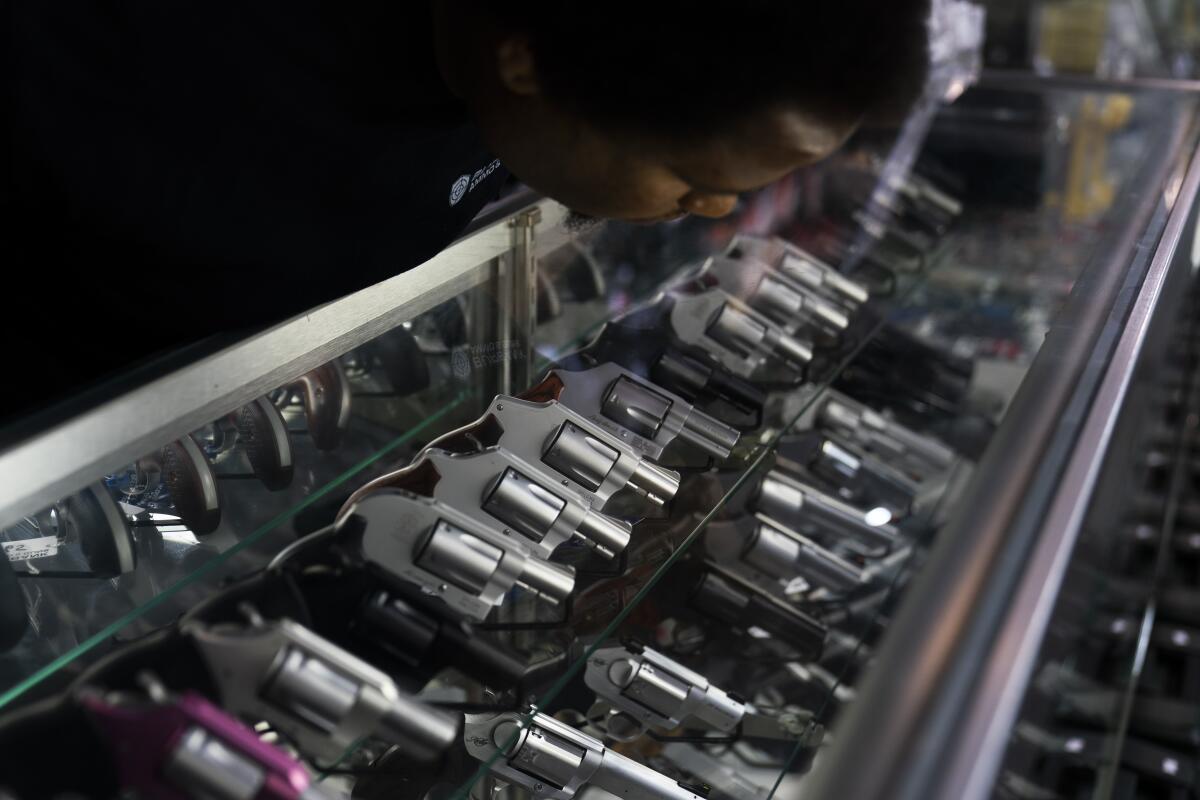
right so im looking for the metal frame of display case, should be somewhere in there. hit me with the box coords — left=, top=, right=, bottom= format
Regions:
left=803, top=102, right=1200, bottom=800
left=0, top=199, right=567, bottom=530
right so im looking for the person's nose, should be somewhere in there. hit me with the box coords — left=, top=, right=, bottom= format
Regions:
left=679, top=191, right=738, bottom=218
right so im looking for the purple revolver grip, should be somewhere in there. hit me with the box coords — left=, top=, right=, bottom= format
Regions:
left=81, top=690, right=330, bottom=800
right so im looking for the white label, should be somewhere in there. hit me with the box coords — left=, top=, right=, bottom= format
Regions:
left=3, top=535, right=59, bottom=562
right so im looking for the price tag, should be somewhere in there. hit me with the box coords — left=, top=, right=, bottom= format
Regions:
left=3, top=535, right=59, bottom=562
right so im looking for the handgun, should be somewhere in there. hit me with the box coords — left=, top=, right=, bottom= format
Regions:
left=665, top=286, right=813, bottom=379
left=421, top=393, right=681, bottom=510
left=522, top=363, right=742, bottom=461
left=463, top=710, right=710, bottom=800
left=557, top=316, right=766, bottom=427
left=583, top=642, right=821, bottom=743
left=753, top=468, right=901, bottom=556
left=692, top=255, right=854, bottom=343
left=724, top=235, right=871, bottom=312
left=342, top=488, right=576, bottom=618
left=181, top=563, right=553, bottom=696
left=181, top=609, right=460, bottom=764
left=342, top=446, right=632, bottom=560
left=704, top=515, right=867, bottom=597
left=774, top=433, right=920, bottom=519
left=78, top=680, right=346, bottom=800
left=804, top=390, right=956, bottom=480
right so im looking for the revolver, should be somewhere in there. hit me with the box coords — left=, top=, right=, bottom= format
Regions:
left=79, top=680, right=344, bottom=800
left=523, top=362, right=741, bottom=461
left=343, top=446, right=632, bottom=560
left=341, top=488, right=576, bottom=618
left=425, top=393, right=681, bottom=510
left=665, top=286, right=812, bottom=379
left=724, top=235, right=871, bottom=312
left=560, top=313, right=767, bottom=427
left=775, top=433, right=921, bottom=519
left=181, top=563, right=554, bottom=695
left=704, top=515, right=867, bottom=597
left=182, top=609, right=460, bottom=764
left=693, top=255, right=854, bottom=343
left=806, top=390, right=956, bottom=481
left=583, top=642, right=821, bottom=743
left=463, top=710, right=709, bottom=800
left=754, top=468, right=901, bottom=556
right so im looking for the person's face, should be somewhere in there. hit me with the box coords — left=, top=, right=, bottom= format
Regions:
left=521, top=107, right=857, bottom=224
left=465, top=37, right=859, bottom=224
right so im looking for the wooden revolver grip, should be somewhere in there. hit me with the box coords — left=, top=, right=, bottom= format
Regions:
left=295, top=361, right=352, bottom=451
left=339, top=459, right=442, bottom=522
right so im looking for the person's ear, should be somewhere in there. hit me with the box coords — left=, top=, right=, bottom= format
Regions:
left=496, top=37, right=540, bottom=95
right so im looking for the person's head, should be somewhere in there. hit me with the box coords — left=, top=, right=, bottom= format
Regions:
left=435, top=1, right=930, bottom=225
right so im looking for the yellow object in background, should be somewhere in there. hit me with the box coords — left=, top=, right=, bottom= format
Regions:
left=1035, top=0, right=1110, bottom=73
left=1063, top=93, right=1134, bottom=223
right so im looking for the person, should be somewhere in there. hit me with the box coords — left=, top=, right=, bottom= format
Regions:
left=3, top=0, right=930, bottom=425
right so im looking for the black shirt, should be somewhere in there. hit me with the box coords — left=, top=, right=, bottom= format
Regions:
left=4, top=1, right=509, bottom=426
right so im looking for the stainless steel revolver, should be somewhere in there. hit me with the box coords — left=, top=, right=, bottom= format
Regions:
left=725, top=234, right=871, bottom=311
left=695, top=255, right=853, bottom=341
left=524, top=362, right=741, bottom=461
left=463, top=710, right=709, bottom=800
left=343, top=445, right=632, bottom=560
left=583, top=642, right=820, bottom=743
left=666, top=287, right=812, bottom=378
left=344, top=488, right=576, bottom=617
left=182, top=611, right=460, bottom=764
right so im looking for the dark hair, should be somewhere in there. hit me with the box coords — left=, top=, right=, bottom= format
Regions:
left=498, top=1, right=931, bottom=138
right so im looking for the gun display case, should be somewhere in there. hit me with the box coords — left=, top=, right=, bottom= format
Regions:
left=1, top=77, right=1199, bottom=800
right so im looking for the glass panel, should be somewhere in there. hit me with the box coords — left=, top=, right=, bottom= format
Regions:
left=993, top=267, right=1200, bottom=800
left=0, top=81, right=1191, bottom=800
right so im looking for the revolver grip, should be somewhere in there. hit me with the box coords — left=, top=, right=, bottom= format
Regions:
left=161, top=436, right=221, bottom=536
left=236, top=396, right=294, bottom=491
left=296, top=361, right=352, bottom=451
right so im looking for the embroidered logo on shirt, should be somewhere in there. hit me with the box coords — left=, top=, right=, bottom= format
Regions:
left=449, top=175, right=470, bottom=206
left=449, top=159, right=503, bottom=207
